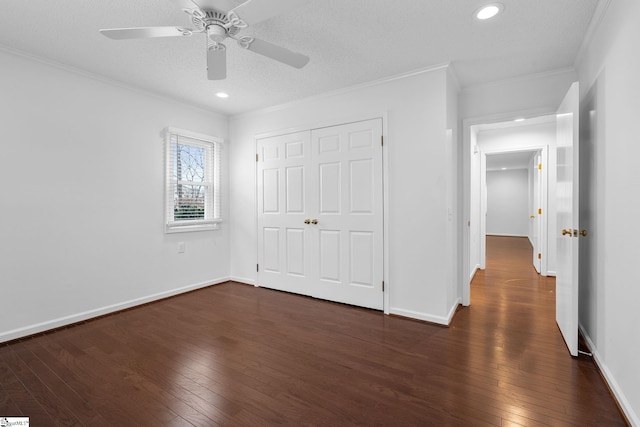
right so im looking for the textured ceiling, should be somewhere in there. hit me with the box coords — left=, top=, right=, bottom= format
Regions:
left=0, top=0, right=599, bottom=116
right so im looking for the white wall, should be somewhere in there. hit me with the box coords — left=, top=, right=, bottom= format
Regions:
left=575, top=0, right=640, bottom=423
left=446, top=68, right=460, bottom=311
left=230, top=66, right=459, bottom=324
left=460, top=68, right=577, bottom=120
left=486, top=169, right=529, bottom=236
left=0, top=49, right=230, bottom=342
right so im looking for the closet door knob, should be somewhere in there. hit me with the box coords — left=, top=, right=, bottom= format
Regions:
left=311, top=219, right=318, bottom=225
left=304, top=219, right=311, bottom=224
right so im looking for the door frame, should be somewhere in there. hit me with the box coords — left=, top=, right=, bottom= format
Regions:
left=462, top=107, right=556, bottom=306
left=254, top=113, right=390, bottom=314
left=531, top=151, right=543, bottom=273
left=479, top=146, right=548, bottom=275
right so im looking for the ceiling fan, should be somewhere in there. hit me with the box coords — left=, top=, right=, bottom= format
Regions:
left=99, top=0, right=310, bottom=80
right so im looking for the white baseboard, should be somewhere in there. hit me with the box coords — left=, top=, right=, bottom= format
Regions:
left=446, top=298, right=462, bottom=324
left=389, top=307, right=450, bottom=326
left=579, top=324, right=639, bottom=426
left=470, top=264, right=480, bottom=281
left=229, top=276, right=255, bottom=286
left=486, top=233, right=528, bottom=238
left=0, top=276, right=231, bottom=344
left=546, top=270, right=557, bottom=277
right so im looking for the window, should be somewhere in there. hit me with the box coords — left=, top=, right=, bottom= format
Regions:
left=165, top=127, right=222, bottom=233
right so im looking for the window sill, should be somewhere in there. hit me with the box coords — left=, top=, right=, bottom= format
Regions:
left=165, top=220, right=221, bottom=234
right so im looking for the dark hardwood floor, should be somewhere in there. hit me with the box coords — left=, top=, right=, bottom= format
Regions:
left=0, top=236, right=626, bottom=426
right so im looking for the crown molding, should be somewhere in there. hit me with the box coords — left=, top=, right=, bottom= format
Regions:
left=574, top=0, right=612, bottom=68
left=461, top=67, right=576, bottom=93
left=231, top=62, right=452, bottom=121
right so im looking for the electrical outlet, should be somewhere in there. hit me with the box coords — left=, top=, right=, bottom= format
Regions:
left=178, top=242, right=185, bottom=253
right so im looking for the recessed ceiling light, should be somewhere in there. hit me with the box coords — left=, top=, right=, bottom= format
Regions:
left=475, top=3, right=504, bottom=21
left=216, top=92, right=229, bottom=98
left=501, top=167, right=507, bottom=170
left=514, top=118, right=525, bottom=122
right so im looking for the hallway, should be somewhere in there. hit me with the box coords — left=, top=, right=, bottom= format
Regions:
left=460, top=235, right=625, bottom=425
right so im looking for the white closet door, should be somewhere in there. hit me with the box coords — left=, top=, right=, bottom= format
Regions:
left=257, top=131, right=315, bottom=295
left=310, top=119, right=384, bottom=309
left=256, top=119, right=384, bottom=310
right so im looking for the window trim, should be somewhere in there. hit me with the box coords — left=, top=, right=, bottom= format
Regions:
left=164, top=127, right=223, bottom=233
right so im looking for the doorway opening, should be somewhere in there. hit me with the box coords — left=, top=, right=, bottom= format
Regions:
left=462, top=83, right=581, bottom=357
left=484, top=149, right=543, bottom=273
left=463, top=113, right=557, bottom=306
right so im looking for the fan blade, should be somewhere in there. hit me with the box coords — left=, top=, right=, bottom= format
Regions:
left=231, top=0, right=307, bottom=26
left=207, top=46, right=227, bottom=80
left=244, top=38, right=309, bottom=69
left=100, top=27, right=192, bottom=40
left=191, top=0, right=246, bottom=13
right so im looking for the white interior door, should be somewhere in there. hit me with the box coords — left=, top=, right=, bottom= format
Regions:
left=257, top=131, right=314, bottom=296
left=257, top=119, right=384, bottom=310
left=479, top=153, right=487, bottom=270
left=532, top=153, right=542, bottom=273
left=310, top=119, right=384, bottom=309
left=556, top=82, right=580, bottom=356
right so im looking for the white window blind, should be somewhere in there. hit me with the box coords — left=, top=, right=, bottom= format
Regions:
left=165, top=128, right=222, bottom=233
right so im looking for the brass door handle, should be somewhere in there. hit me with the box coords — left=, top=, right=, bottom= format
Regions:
left=311, top=219, right=318, bottom=225
left=580, top=230, right=588, bottom=237
left=562, top=229, right=572, bottom=236
left=304, top=219, right=311, bottom=224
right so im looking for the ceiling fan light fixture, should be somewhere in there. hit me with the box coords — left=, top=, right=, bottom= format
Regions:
left=207, top=24, right=227, bottom=43
left=208, top=42, right=226, bottom=51
left=237, top=36, right=254, bottom=50
left=182, top=8, right=205, bottom=20
left=475, top=3, right=504, bottom=21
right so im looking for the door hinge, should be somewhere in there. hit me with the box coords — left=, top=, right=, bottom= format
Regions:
left=256, top=153, right=259, bottom=162
left=256, top=264, right=259, bottom=272
left=538, top=208, right=542, bottom=215
left=381, top=135, right=384, bottom=147
left=538, top=253, right=542, bottom=260
left=382, top=281, right=385, bottom=292
left=538, top=163, right=542, bottom=170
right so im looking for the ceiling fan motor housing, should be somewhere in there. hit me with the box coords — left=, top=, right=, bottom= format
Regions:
left=207, top=24, right=227, bottom=43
